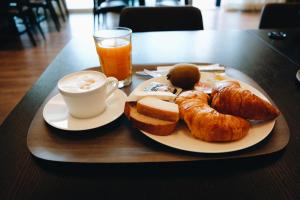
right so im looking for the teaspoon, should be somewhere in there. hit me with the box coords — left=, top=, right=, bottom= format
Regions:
left=297, top=69, right=300, bottom=82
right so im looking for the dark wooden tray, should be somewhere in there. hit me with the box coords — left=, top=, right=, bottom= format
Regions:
left=27, top=65, right=290, bottom=163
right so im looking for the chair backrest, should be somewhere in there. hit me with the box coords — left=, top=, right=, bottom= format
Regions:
left=94, top=0, right=127, bottom=13
left=259, top=3, right=300, bottom=29
left=0, top=0, right=26, bottom=14
left=93, top=0, right=105, bottom=12
left=119, top=6, right=203, bottom=32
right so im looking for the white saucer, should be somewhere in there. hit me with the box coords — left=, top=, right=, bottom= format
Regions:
left=43, top=89, right=127, bottom=131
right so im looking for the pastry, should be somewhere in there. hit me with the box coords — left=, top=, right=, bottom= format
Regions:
left=211, top=80, right=280, bottom=120
left=176, top=91, right=250, bottom=142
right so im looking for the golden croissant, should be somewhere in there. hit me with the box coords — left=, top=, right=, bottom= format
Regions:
left=211, top=80, right=280, bottom=120
left=175, top=91, right=250, bottom=142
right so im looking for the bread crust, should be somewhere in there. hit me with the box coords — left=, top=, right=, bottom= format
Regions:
left=125, top=102, right=177, bottom=136
left=137, top=102, right=179, bottom=122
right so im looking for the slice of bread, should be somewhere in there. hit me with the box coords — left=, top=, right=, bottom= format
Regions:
left=136, top=97, right=179, bottom=122
left=125, top=102, right=177, bottom=136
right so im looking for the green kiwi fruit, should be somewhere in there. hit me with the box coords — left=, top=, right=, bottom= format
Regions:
left=167, top=64, right=200, bottom=89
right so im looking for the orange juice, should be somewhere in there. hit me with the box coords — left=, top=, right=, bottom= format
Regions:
left=96, top=38, right=132, bottom=81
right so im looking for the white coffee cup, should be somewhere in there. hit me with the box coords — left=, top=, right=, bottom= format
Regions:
left=58, top=71, right=118, bottom=118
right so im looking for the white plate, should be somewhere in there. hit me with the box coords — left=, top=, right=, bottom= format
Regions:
left=131, top=74, right=276, bottom=153
left=43, top=89, right=127, bottom=131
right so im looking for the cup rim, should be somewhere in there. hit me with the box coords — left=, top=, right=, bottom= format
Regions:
left=58, top=71, right=107, bottom=96
left=93, top=27, right=132, bottom=39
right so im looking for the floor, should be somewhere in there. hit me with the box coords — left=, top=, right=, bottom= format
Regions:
left=0, top=3, right=260, bottom=125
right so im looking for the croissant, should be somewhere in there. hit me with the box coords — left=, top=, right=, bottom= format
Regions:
left=211, top=80, right=280, bottom=121
left=175, top=91, right=250, bottom=142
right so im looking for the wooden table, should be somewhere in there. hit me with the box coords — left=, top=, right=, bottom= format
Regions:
left=1, top=30, right=300, bottom=199
left=249, top=29, right=300, bottom=66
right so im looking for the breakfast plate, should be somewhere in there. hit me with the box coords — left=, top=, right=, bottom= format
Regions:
left=43, top=89, right=127, bottom=131
left=129, top=73, right=276, bottom=153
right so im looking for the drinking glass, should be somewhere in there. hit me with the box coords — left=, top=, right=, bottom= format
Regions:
left=93, top=27, right=132, bottom=88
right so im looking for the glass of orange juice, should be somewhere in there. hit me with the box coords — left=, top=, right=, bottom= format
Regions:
left=93, top=27, right=132, bottom=88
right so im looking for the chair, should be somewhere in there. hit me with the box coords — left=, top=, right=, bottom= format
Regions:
left=259, top=3, right=300, bottom=29
left=56, top=0, right=68, bottom=16
left=119, top=6, right=203, bottom=32
left=93, top=0, right=128, bottom=30
left=0, top=0, right=45, bottom=46
left=50, top=0, right=67, bottom=21
left=156, top=0, right=181, bottom=6
left=28, top=0, right=62, bottom=31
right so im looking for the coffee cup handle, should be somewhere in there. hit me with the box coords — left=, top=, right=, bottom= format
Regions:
left=105, top=77, right=118, bottom=98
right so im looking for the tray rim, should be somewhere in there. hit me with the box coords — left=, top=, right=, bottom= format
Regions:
left=26, top=63, right=290, bottom=163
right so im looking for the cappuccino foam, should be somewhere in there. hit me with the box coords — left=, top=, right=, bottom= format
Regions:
left=59, top=72, right=105, bottom=93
